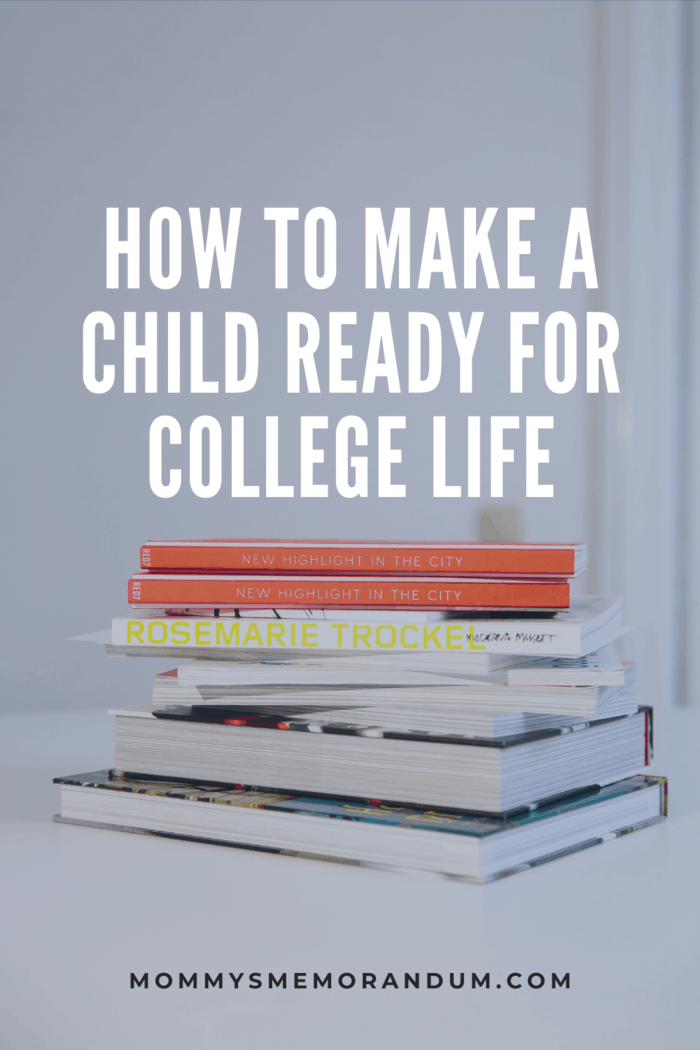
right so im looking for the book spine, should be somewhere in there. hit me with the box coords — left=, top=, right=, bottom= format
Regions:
left=113, top=616, right=583, bottom=655
left=140, top=544, right=577, bottom=576
left=128, top=575, right=569, bottom=611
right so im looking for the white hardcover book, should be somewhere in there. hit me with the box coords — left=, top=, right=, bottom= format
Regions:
left=110, top=596, right=626, bottom=658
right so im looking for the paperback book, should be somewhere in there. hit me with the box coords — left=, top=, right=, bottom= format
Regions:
left=110, top=705, right=652, bottom=813
left=151, top=700, right=638, bottom=741
left=152, top=662, right=639, bottom=717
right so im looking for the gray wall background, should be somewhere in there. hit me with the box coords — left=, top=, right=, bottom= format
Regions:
left=1, top=1, right=697, bottom=799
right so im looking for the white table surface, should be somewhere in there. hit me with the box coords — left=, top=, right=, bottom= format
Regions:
left=1, top=708, right=698, bottom=1050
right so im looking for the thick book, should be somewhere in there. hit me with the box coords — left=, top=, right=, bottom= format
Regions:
left=140, top=539, right=587, bottom=578
left=110, top=705, right=652, bottom=813
left=127, top=573, right=570, bottom=613
left=147, top=699, right=639, bottom=741
left=110, top=595, right=625, bottom=659
left=54, top=771, right=665, bottom=884
left=154, top=661, right=639, bottom=718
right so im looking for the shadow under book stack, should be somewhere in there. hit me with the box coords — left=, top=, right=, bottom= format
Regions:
left=56, top=539, right=667, bottom=883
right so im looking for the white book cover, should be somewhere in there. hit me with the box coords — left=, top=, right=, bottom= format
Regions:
left=110, top=595, right=626, bottom=657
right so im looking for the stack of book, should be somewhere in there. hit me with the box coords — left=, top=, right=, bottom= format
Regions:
left=56, top=539, right=667, bottom=883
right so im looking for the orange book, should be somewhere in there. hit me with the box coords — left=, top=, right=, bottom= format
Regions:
left=140, top=540, right=586, bottom=578
left=128, top=573, right=570, bottom=612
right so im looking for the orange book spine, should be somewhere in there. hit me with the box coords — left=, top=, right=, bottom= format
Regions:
left=140, top=543, right=577, bottom=576
left=128, top=574, right=570, bottom=611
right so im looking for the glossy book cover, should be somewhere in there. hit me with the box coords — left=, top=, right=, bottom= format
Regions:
left=54, top=770, right=667, bottom=883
